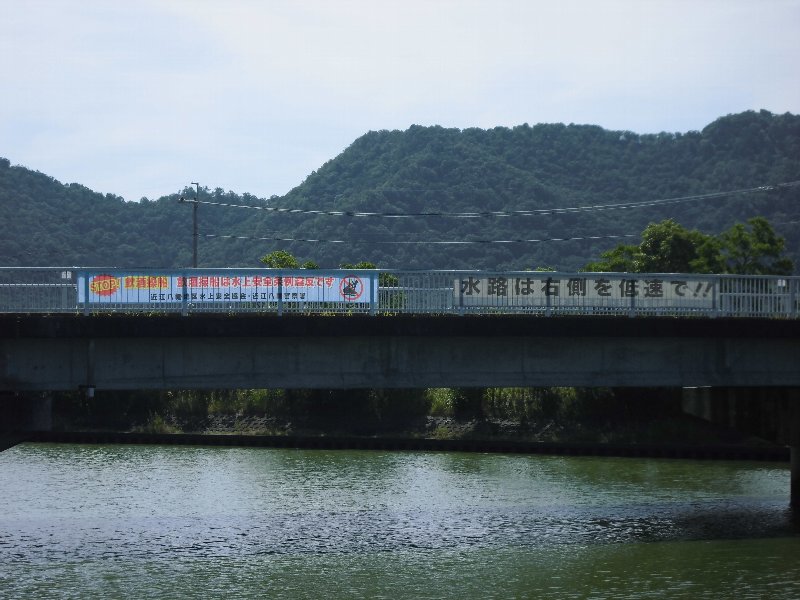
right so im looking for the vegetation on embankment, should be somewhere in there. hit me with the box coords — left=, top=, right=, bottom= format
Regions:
left=41, top=386, right=768, bottom=447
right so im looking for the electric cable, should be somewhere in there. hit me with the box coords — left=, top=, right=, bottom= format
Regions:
left=204, top=233, right=640, bottom=245
left=181, top=180, right=800, bottom=219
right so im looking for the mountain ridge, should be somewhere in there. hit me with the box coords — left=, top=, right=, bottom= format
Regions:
left=2, top=109, right=798, bottom=271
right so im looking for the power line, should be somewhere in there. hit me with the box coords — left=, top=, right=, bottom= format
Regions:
left=183, top=180, right=800, bottom=220
left=204, top=233, right=639, bottom=245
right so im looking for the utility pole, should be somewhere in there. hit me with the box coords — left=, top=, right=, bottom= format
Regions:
left=191, top=182, right=199, bottom=268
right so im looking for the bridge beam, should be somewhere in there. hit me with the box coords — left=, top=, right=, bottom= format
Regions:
left=2, top=315, right=800, bottom=391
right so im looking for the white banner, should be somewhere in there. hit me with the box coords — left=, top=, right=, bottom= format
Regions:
left=79, top=272, right=373, bottom=304
left=454, top=275, right=715, bottom=307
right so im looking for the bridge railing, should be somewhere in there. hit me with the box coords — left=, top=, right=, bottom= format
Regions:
left=381, top=270, right=800, bottom=318
left=0, top=268, right=79, bottom=313
left=0, top=267, right=797, bottom=318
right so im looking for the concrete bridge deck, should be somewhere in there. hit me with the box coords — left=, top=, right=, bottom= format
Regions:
left=2, top=314, right=800, bottom=391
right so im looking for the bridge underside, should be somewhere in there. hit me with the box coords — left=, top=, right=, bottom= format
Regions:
left=2, top=315, right=800, bottom=391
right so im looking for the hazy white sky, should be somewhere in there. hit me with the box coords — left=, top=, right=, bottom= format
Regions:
left=2, top=0, right=798, bottom=201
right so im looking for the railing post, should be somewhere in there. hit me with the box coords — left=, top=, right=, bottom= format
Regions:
left=629, top=277, right=636, bottom=318
left=545, top=277, right=552, bottom=317
left=181, top=273, right=189, bottom=317
left=61, top=270, right=71, bottom=313
left=277, top=276, right=283, bottom=316
left=711, top=276, right=719, bottom=318
left=458, top=277, right=464, bottom=316
left=370, top=271, right=377, bottom=316
left=82, top=271, right=90, bottom=317
left=782, top=277, right=792, bottom=318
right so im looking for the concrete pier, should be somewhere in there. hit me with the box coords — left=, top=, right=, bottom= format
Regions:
left=792, top=448, right=800, bottom=509
left=31, top=393, right=53, bottom=431
left=0, top=392, right=52, bottom=433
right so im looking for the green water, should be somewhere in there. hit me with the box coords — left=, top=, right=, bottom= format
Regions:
left=1, top=443, right=798, bottom=598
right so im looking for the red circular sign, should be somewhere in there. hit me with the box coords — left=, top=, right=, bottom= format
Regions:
left=339, top=275, right=364, bottom=301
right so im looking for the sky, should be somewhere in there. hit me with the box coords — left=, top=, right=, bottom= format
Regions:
left=1, top=0, right=799, bottom=202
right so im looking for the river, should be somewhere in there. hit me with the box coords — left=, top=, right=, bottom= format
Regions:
left=1, top=443, right=798, bottom=598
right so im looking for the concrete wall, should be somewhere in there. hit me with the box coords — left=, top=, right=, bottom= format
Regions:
left=3, top=315, right=800, bottom=392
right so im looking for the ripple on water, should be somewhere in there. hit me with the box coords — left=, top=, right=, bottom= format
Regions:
left=0, top=444, right=797, bottom=598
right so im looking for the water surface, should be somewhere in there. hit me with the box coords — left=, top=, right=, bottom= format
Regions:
left=1, top=443, right=797, bottom=598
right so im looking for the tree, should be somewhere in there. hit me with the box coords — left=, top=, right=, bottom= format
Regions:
left=340, top=261, right=400, bottom=289
left=688, top=236, right=726, bottom=274
left=584, top=219, right=716, bottom=273
left=260, top=250, right=299, bottom=268
left=259, top=250, right=317, bottom=269
left=717, top=216, right=794, bottom=275
left=4, top=111, right=800, bottom=272
left=584, top=217, right=793, bottom=275
left=635, top=219, right=713, bottom=273
left=584, top=244, right=639, bottom=272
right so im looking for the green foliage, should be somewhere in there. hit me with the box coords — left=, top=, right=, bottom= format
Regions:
left=2, top=110, right=798, bottom=272
left=450, top=388, right=485, bottom=420
left=482, top=387, right=594, bottom=422
left=584, top=244, right=640, bottom=272
left=206, top=389, right=290, bottom=417
left=48, top=384, right=688, bottom=438
left=276, top=110, right=800, bottom=272
left=636, top=219, right=712, bottom=273
left=717, top=216, right=794, bottom=275
left=260, top=250, right=299, bottom=268
left=51, top=389, right=172, bottom=430
left=340, top=261, right=376, bottom=269
left=168, top=390, right=210, bottom=418
left=480, top=386, right=674, bottom=425
left=585, top=219, right=715, bottom=272
left=275, top=388, right=429, bottom=434
left=259, top=251, right=318, bottom=270
left=586, top=217, right=793, bottom=274
left=340, top=260, right=400, bottom=289
left=135, top=413, right=180, bottom=434
left=426, top=388, right=456, bottom=417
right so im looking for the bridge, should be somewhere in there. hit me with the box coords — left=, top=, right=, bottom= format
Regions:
left=1, top=267, right=799, bottom=391
left=2, top=267, right=800, bottom=505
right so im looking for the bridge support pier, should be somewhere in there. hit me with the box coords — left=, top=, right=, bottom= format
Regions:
left=790, top=401, right=800, bottom=510
left=785, top=393, right=800, bottom=511
left=682, top=386, right=800, bottom=509
left=0, top=392, right=52, bottom=432
left=31, top=393, right=53, bottom=432
left=792, top=448, right=800, bottom=510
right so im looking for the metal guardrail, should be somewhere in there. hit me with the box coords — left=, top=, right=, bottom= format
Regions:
left=0, top=267, right=797, bottom=318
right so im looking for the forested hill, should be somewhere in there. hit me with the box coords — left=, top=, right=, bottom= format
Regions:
left=2, top=109, right=799, bottom=271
